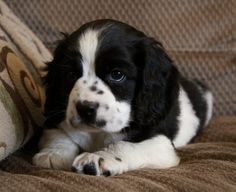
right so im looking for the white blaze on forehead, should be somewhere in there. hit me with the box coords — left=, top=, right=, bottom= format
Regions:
left=79, top=29, right=100, bottom=76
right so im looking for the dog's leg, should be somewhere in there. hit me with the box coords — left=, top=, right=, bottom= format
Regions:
left=33, top=129, right=79, bottom=170
left=72, top=135, right=179, bottom=176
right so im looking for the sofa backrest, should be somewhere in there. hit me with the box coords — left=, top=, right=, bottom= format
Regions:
left=5, top=0, right=236, bottom=116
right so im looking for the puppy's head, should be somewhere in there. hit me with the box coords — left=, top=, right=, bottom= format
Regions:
left=44, top=19, right=178, bottom=133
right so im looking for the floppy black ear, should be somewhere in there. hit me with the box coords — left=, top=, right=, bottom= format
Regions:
left=43, top=35, right=77, bottom=128
left=133, top=38, right=180, bottom=127
left=43, top=60, right=66, bottom=128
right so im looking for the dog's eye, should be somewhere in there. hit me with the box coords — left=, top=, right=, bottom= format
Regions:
left=109, top=70, right=126, bottom=82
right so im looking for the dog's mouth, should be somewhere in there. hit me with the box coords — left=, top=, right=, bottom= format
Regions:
left=69, top=116, right=105, bottom=132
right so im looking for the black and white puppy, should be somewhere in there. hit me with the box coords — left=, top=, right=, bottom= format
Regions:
left=33, top=19, right=213, bottom=176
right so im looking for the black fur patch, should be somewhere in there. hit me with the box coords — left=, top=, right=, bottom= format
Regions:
left=83, top=162, right=97, bottom=175
left=96, top=120, right=106, bottom=127
left=90, top=85, right=97, bottom=91
left=71, top=166, right=78, bottom=172
left=115, top=157, right=122, bottom=162
left=98, top=158, right=104, bottom=166
left=102, top=171, right=111, bottom=177
left=97, top=90, right=104, bottom=94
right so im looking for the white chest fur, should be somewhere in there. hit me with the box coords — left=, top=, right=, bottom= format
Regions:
left=59, top=121, right=125, bottom=152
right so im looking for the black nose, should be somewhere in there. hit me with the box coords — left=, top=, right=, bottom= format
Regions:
left=76, top=101, right=99, bottom=123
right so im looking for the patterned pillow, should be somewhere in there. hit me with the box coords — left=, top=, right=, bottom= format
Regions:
left=0, top=0, right=51, bottom=161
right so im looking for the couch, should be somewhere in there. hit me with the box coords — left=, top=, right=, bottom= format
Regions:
left=0, top=0, right=235, bottom=191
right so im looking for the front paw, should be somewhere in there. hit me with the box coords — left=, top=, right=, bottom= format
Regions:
left=33, top=151, right=74, bottom=170
left=72, top=152, right=126, bottom=176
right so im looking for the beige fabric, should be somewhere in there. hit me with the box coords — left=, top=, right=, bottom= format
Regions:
left=0, top=117, right=236, bottom=192
left=0, top=1, right=234, bottom=191
left=0, top=0, right=51, bottom=161
left=5, top=0, right=236, bottom=116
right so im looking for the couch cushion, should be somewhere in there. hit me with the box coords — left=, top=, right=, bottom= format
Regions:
left=0, top=117, right=236, bottom=192
left=5, top=0, right=236, bottom=116
left=0, top=0, right=51, bottom=161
